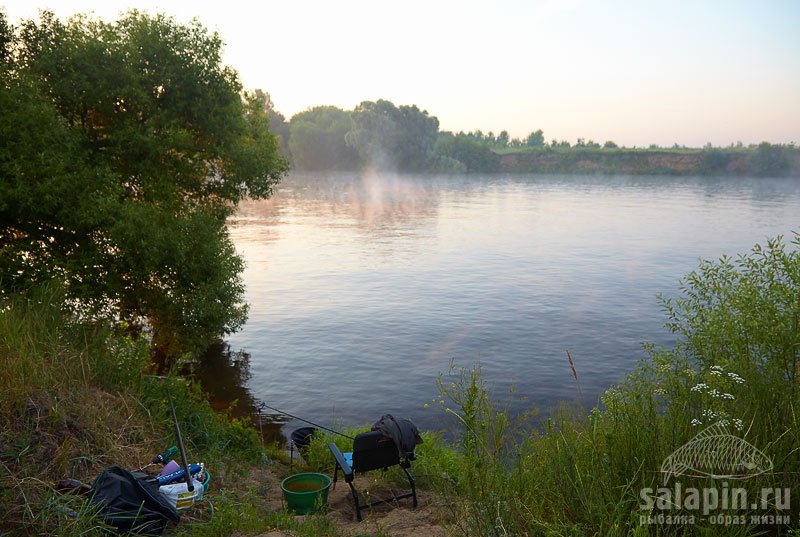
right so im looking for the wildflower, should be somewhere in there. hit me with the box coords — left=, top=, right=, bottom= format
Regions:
left=691, top=383, right=708, bottom=392
left=691, top=418, right=703, bottom=426
left=728, top=372, right=745, bottom=384
left=721, top=393, right=735, bottom=400
left=733, top=418, right=744, bottom=431
left=423, top=403, right=429, bottom=409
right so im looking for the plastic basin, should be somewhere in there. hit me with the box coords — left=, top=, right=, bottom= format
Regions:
left=280, top=473, right=332, bottom=514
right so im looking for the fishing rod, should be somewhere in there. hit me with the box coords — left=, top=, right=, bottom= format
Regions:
left=168, top=393, right=194, bottom=492
left=257, top=402, right=354, bottom=440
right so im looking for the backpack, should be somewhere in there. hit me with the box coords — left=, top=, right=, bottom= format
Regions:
left=88, top=466, right=180, bottom=535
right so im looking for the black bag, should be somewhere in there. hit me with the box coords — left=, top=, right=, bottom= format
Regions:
left=371, top=414, right=423, bottom=461
left=88, top=466, right=179, bottom=535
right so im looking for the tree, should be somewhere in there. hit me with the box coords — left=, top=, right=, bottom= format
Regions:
left=749, top=142, right=790, bottom=176
left=496, top=130, right=509, bottom=148
left=0, top=10, right=12, bottom=64
left=1, top=11, right=288, bottom=359
left=345, top=99, right=440, bottom=172
left=435, top=132, right=499, bottom=173
left=250, top=89, right=290, bottom=157
left=603, top=140, right=618, bottom=149
left=525, top=129, right=545, bottom=147
left=289, top=106, right=359, bottom=170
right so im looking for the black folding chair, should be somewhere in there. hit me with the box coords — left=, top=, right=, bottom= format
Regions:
left=329, top=431, right=417, bottom=521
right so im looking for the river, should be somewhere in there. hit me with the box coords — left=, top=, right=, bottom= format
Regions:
left=192, top=171, right=800, bottom=441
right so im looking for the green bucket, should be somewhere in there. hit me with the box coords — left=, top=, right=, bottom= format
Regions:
left=280, top=473, right=332, bottom=515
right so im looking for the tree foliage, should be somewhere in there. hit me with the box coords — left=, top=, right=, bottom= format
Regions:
left=250, top=89, right=290, bottom=158
left=436, top=132, right=499, bottom=173
left=749, top=141, right=791, bottom=176
left=289, top=106, right=359, bottom=170
left=525, top=129, right=545, bottom=147
left=346, top=99, right=441, bottom=172
left=0, top=11, right=288, bottom=358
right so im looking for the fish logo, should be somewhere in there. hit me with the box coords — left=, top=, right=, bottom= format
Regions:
left=661, top=422, right=773, bottom=485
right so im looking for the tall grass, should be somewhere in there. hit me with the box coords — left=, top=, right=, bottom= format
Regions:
left=0, top=285, right=262, bottom=534
left=418, top=235, right=800, bottom=536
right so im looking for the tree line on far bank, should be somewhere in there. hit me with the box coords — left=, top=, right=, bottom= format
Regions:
left=265, top=98, right=797, bottom=176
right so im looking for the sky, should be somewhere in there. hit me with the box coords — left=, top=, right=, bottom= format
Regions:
left=3, top=0, right=799, bottom=147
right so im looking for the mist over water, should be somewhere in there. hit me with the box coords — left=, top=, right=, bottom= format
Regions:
left=206, top=172, right=800, bottom=439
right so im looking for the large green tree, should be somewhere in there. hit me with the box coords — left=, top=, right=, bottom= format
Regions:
left=525, top=129, right=545, bottom=147
left=345, top=99, right=440, bottom=172
left=0, top=11, right=288, bottom=359
left=289, top=106, right=360, bottom=170
left=435, top=132, right=499, bottom=173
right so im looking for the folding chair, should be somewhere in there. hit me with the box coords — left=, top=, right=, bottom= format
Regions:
left=329, top=430, right=417, bottom=521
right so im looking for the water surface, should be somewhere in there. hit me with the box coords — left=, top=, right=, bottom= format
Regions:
left=199, top=172, right=800, bottom=439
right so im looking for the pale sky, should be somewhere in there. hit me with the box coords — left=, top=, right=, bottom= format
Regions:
left=3, top=0, right=799, bottom=147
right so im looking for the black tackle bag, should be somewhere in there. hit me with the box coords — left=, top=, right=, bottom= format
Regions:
left=88, top=466, right=179, bottom=535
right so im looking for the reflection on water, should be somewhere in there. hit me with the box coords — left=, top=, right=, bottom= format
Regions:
left=188, top=342, right=286, bottom=443
left=201, top=171, right=800, bottom=438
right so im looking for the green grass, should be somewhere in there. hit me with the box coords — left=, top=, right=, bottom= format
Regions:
left=0, top=286, right=274, bottom=535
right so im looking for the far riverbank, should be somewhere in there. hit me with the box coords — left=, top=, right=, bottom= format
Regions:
left=496, top=146, right=800, bottom=176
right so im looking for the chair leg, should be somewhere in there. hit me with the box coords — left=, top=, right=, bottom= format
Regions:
left=347, top=481, right=363, bottom=521
left=402, top=465, right=418, bottom=508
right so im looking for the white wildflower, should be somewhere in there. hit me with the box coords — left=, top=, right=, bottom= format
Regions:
left=722, top=393, right=735, bottom=400
left=728, top=372, right=745, bottom=384
left=691, top=383, right=708, bottom=392
left=691, top=418, right=703, bottom=426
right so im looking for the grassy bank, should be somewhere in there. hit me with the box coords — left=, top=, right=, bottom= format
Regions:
left=0, top=286, right=349, bottom=536
left=495, top=145, right=800, bottom=176
left=3, top=235, right=799, bottom=536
